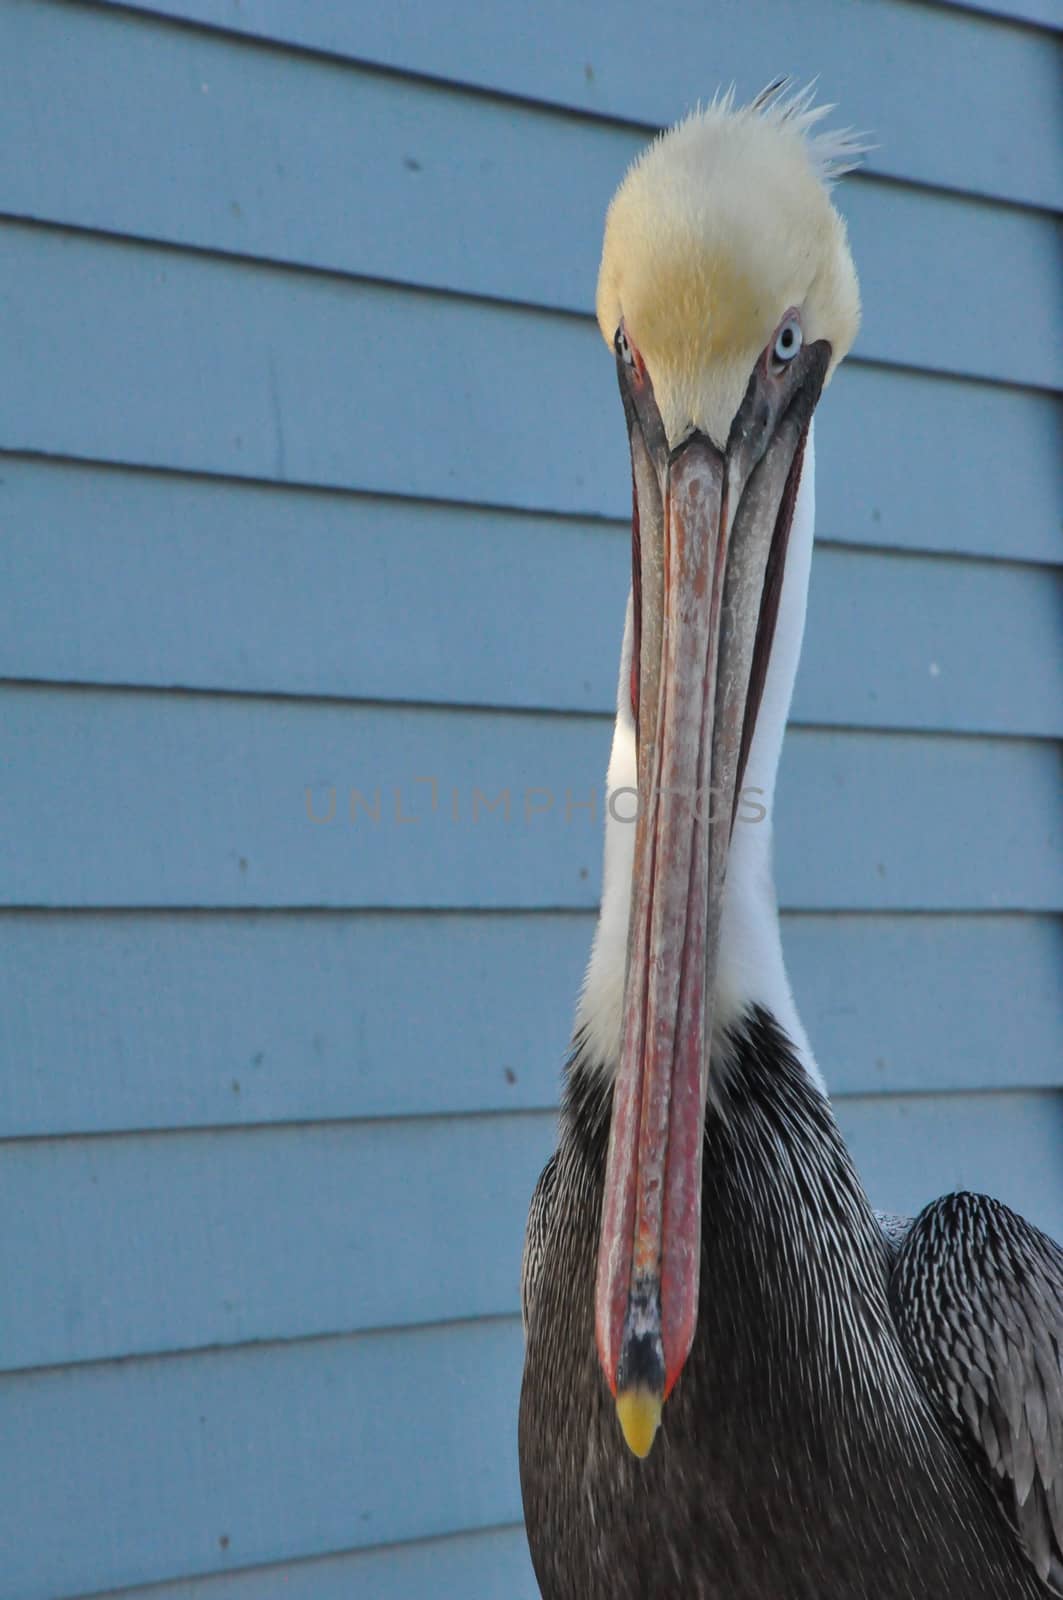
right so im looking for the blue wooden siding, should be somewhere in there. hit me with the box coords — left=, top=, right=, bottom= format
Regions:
left=1, top=218, right=1059, bottom=534
left=1, top=460, right=1061, bottom=732
left=0, top=1, right=1059, bottom=1595
left=81, top=0, right=1063, bottom=208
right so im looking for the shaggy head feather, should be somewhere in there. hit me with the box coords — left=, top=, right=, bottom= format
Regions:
left=596, top=82, right=864, bottom=448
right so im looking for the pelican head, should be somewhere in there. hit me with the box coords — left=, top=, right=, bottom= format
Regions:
left=591, top=84, right=863, bottom=1457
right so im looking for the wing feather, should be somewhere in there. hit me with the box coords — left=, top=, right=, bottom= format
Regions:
left=889, top=1192, right=1063, bottom=1592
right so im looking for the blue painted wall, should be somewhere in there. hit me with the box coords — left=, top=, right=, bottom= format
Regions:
left=0, top=2, right=1060, bottom=1594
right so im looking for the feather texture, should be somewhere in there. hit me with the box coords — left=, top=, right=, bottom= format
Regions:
left=520, top=1011, right=1055, bottom=1598
left=890, top=1193, right=1063, bottom=1592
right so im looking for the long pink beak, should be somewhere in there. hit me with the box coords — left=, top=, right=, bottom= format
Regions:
left=594, top=330, right=828, bottom=1456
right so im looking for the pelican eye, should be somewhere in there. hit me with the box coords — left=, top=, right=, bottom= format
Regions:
left=616, top=326, right=636, bottom=367
left=772, top=317, right=803, bottom=367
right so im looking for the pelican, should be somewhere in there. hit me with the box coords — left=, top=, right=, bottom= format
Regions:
left=518, top=84, right=1063, bottom=1599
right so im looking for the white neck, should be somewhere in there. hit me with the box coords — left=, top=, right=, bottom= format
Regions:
left=575, top=425, right=825, bottom=1094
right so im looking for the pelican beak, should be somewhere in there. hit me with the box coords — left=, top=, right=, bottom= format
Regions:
left=594, top=331, right=829, bottom=1457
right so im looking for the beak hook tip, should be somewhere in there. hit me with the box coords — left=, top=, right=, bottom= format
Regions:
left=615, top=1384, right=664, bottom=1459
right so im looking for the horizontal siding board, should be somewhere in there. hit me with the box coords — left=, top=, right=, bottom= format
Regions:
left=69, top=1528, right=537, bottom=1600
left=0, top=910, right=581, bottom=1137
left=844, top=182, right=1060, bottom=392
left=0, top=1114, right=557, bottom=1372
left=1, top=912, right=1060, bottom=1139
left=3, top=1092, right=1060, bottom=1375
left=0, top=227, right=1059, bottom=564
left=933, top=0, right=1061, bottom=27
left=837, top=1090, right=1063, bottom=1242
left=2, top=458, right=1060, bottom=737
left=2, top=687, right=1060, bottom=912
left=800, top=543, right=1063, bottom=738
left=3, top=6, right=1061, bottom=391
left=84, top=0, right=1063, bottom=210
left=0, top=1320, right=526, bottom=1600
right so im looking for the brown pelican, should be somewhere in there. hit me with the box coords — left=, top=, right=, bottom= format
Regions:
left=518, top=85, right=1063, bottom=1599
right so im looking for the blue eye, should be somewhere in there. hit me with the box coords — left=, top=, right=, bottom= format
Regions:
left=773, top=318, right=803, bottom=364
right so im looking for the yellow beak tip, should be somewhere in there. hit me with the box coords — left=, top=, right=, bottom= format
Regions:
left=615, top=1386, right=663, bottom=1459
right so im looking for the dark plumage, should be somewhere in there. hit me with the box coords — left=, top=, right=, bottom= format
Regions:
left=891, top=1192, right=1063, bottom=1589
left=519, top=1009, right=1062, bottom=1599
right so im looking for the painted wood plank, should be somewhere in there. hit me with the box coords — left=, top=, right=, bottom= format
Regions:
left=934, top=0, right=1061, bottom=28
left=68, top=1527, right=537, bottom=1600
left=799, top=545, right=1063, bottom=739
left=1, top=687, right=1060, bottom=912
left=837, top=1090, right=1063, bottom=1243
left=1, top=912, right=1060, bottom=1139
left=3, top=5, right=1060, bottom=391
left=0, top=911, right=583, bottom=1136
left=0, top=1114, right=556, bottom=1372
left=2, top=458, right=1060, bottom=736
left=0, top=227, right=1058, bottom=564
left=2, top=1091, right=1059, bottom=1376
left=788, top=915, right=1063, bottom=1101
left=84, top=0, right=1063, bottom=210
left=0, top=1319, right=527, bottom=1600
